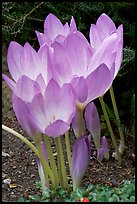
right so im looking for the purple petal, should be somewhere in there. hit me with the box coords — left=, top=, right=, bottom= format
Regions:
left=12, top=94, right=39, bottom=137
left=35, top=31, right=52, bottom=46
left=101, top=136, right=109, bottom=160
left=85, top=102, right=101, bottom=148
left=70, top=16, right=77, bottom=32
left=71, top=135, right=91, bottom=189
left=45, top=120, right=70, bottom=137
left=7, top=41, right=23, bottom=82
left=86, top=63, right=115, bottom=103
left=16, top=76, right=41, bottom=103
left=44, top=13, right=64, bottom=41
left=90, top=24, right=102, bottom=49
left=44, top=79, right=75, bottom=124
left=2, top=74, right=16, bottom=91
left=96, top=13, right=116, bottom=41
left=52, top=42, right=73, bottom=85
left=88, top=32, right=118, bottom=74
left=64, top=33, right=92, bottom=77
left=97, top=147, right=104, bottom=161
left=71, top=76, right=88, bottom=103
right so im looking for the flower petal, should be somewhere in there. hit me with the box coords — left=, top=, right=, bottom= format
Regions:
left=7, top=41, right=23, bottom=82
left=2, top=74, right=16, bottom=91
left=90, top=24, right=101, bottom=49
left=85, top=102, right=101, bottom=148
left=35, top=31, right=52, bottom=47
left=44, top=13, right=64, bottom=41
left=45, top=120, right=70, bottom=137
left=70, top=16, right=77, bottom=32
left=86, top=63, right=115, bottom=103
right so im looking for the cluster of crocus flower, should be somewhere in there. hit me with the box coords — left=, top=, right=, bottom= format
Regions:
left=2, top=13, right=124, bottom=193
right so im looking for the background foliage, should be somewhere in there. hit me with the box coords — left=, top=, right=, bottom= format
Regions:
left=2, top=2, right=135, bottom=137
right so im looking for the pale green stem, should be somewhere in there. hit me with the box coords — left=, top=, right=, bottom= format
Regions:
left=109, top=86, right=125, bottom=154
left=99, top=97, right=122, bottom=166
left=55, top=136, right=68, bottom=190
left=2, top=124, right=39, bottom=157
left=78, top=109, right=84, bottom=137
left=65, top=131, right=72, bottom=175
left=35, top=133, right=56, bottom=190
left=43, top=135, right=59, bottom=188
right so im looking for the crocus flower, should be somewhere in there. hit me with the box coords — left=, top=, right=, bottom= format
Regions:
left=89, top=13, right=123, bottom=78
left=36, top=140, right=49, bottom=191
left=71, top=135, right=91, bottom=190
left=52, top=32, right=116, bottom=110
left=97, top=136, right=109, bottom=161
left=36, top=13, right=77, bottom=47
left=11, top=79, right=76, bottom=138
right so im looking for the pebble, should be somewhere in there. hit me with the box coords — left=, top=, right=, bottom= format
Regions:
left=2, top=173, right=7, bottom=179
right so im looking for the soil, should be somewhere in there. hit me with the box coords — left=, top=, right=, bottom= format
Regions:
left=2, top=71, right=135, bottom=202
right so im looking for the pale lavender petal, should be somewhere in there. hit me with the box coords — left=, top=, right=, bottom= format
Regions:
left=71, top=76, right=88, bottom=103
left=16, top=76, right=41, bottom=103
left=52, top=42, right=72, bottom=85
left=63, top=22, right=70, bottom=35
left=54, top=34, right=66, bottom=44
left=88, top=32, right=118, bottom=74
left=35, top=74, right=46, bottom=96
left=44, top=13, right=64, bottom=41
left=70, top=16, right=77, bottom=32
left=12, top=94, right=39, bottom=137
left=40, top=140, right=48, bottom=160
left=90, top=24, right=101, bottom=49
left=45, top=120, right=70, bottom=137
left=86, top=63, right=115, bottom=104
left=44, top=79, right=75, bottom=124
left=35, top=31, right=52, bottom=46
left=96, top=13, right=116, bottom=41
left=7, top=41, right=23, bottom=82
left=71, top=135, right=91, bottom=189
left=64, top=33, right=92, bottom=77
left=85, top=102, right=100, bottom=148
left=71, top=109, right=86, bottom=137
left=2, top=74, right=16, bottom=91
left=97, top=147, right=104, bottom=161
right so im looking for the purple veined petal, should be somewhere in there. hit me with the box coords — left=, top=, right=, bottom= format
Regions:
left=85, top=102, right=101, bottom=148
left=71, top=135, right=91, bottom=189
left=96, top=13, right=116, bottom=42
left=117, top=24, right=123, bottom=42
left=35, top=74, right=46, bottom=96
left=2, top=74, right=16, bottom=92
left=7, top=41, right=23, bottom=82
left=101, top=136, right=109, bottom=160
left=64, top=33, right=92, bottom=77
left=86, top=63, right=115, bottom=104
left=51, top=41, right=73, bottom=85
left=44, top=13, right=64, bottom=41
left=71, top=76, right=88, bottom=103
left=54, top=34, right=66, bottom=44
left=45, top=120, right=70, bottom=137
left=90, top=24, right=102, bottom=49
left=12, top=93, right=39, bottom=137
left=88, top=32, right=118, bottom=74
left=63, top=22, right=70, bottom=35
left=70, top=16, right=77, bottom=32
left=37, top=43, right=52, bottom=85
left=71, top=109, right=86, bottom=137
left=44, top=79, right=76, bottom=125
left=20, top=42, right=40, bottom=80
left=35, top=31, right=52, bottom=47
left=27, top=93, right=48, bottom=133
left=16, top=75, right=41, bottom=103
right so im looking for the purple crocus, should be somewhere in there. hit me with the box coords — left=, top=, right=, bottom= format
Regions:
left=51, top=31, right=116, bottom=110
left=89, top=13, right=123, bottom=78
left=11, top=79, right=76, bottom=138
left=36, top=13, right=77, bottom=47
left=71, top=135, right=91, bottom=190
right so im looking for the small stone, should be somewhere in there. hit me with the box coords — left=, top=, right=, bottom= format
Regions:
left=3, top=178, right=11, bottom=185
left=2, top=173, right=7, bottom=179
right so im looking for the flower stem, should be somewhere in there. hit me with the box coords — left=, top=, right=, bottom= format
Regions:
left=78, top=109, right=84, bottom=137
left=109, top=85, right=125, bottom=154
left=43, top=135, right=59, bottom=188
left=2, top=124, right=39, bottom=157
left=35, top=133, right=55, bottom=190
left=55, top=136, right=68, bottom=190
left=99, top=96, right=122, bottom=166
left=65, top=131, right=72, bottom=175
